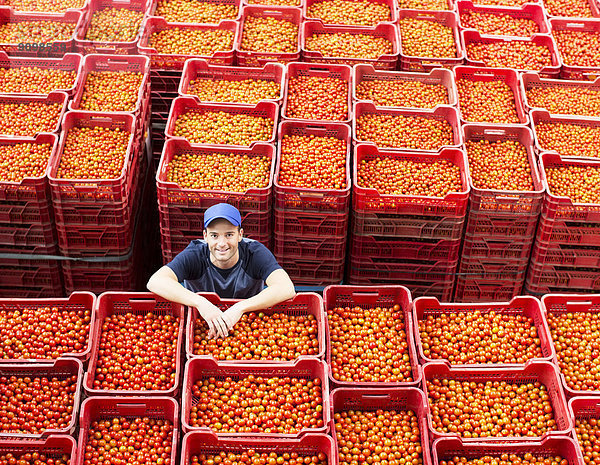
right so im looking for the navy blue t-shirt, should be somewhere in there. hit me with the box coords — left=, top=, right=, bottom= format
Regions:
left=166, top=238, right=281, bottom=298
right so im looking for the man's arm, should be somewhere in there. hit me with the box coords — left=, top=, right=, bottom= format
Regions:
left=221, top=268, right=296, bottom=329
left=147, top=266, right=229, bottom=338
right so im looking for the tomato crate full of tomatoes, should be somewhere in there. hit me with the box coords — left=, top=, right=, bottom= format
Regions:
left=74, top=0, right=149, bottom=55
left=301, top=22, right=399, bottom=70
left=0, top=291, right=95, bottom=363
left=454, top=66, right=529, bottom=126
left=76, top=397, right=179, bottom=465
left=422, top=360, right=572, bottom=442
left=550, top=18, right=600, bottom=80
left=0, top=92, right=68, bottom=139
left=303, top=0, right=397, bottom=26
left=148, top=0, right=241, bottom=24
left=412, top=296, right=555, bottom=367
left=186, top=292, right=325, bottom=362
left=353, top=144, right=469, bottom=218
left=330, top=388, right=432, bottom=465
left=0, top=358, right=83, bottom=438
left=182, top=357, right=331, bottom=437
left=179, top=59, right=285, bottom=105
left=323, top=285, right=422, bottom=387
left=137, top=17, right=237, bottom=70
left=0, top=436, right=76, bottom=464
left=83, top=292, right=185, bottom=397
left=274, top=121, right=351, bottom=214
left=352, top=65, right=458, bottom=110
left=432, top=437, right=583, bottom=465
left=398, top=10, right=465, bottom=73
left=181, top=432, right=335, bottom=465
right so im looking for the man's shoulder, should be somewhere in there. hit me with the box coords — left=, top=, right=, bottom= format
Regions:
left=239, top=237, right=269, bottom=254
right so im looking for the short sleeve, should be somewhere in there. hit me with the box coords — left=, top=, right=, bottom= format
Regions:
left=166, top=241, right=205, bottom=282
left=246, top=241, right=282, bottom=281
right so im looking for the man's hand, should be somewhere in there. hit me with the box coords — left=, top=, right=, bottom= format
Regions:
left=222, top=302, right=247, bottom=331
left=197, top=301, right=229, bottom=339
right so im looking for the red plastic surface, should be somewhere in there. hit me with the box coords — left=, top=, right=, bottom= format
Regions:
left=398, top=10, right=465, bottom=72
left=349, top=256, right=460, bottom=279
left=413, top=296, right=555, bottom=366
left=182, top=358, right=331, bottom=436
left=275, top=121, right=351, bottom=214
left=331, top=388, right=431, bottom=465
left=302, top=21, right=399, bottom=70
left=0, top=436, right=76, bottom=463
left=165, top=97, right=279, bottom=147
left=303, top=0, right=396, bottom=25
left=0, top=258, right=62, bottom=296
left=0, top=359, right=82, bottom=438
left=462, top=30, right=562, bottom=76
left=76, top=397, right=179, bottom=465
left=282, top=62, right=352, bottom=123
left=553, top=18, right=600, bottom=80
left=62, top=254, right=142, bottom=294
left=353, top=102, right=462, bottom=151
left=84, top=292, right=185, bottom=397
left=461, top=233, right=536, bottom=261
left=274, top=208, right=348, bottom=236
left=353, top=144, right=469, bottom=217
left=179, top=59, right=285, bottom=104
left=0, top=9, right=83, bottom=57
left=236, top=6, right=302, bottom=67
left=458, top=1, right=551, bottom=36
left=465, top=209, right=540, bottom=238
left=181, top=432, right=335, bottom=465
left=350, top=235, right=462, bottom=262
left=274, top=233, right=346, bottom=260
left=345, top=276, right=455, bottom=301
left=0, top=220, right=55, bottom=249
left=353, top=64, right=458, bottom=109
left=454, top=66, right=529, bottom=125
left=527, top=259, right=600, bottom=291
left=422, top=361, right=572, bottom=441
left=277, top=256, right=345, bottom=284
left=536, top=214, right=600, bottom=245
left=75, top=0, right=150, bottom=55
left=0, top=51, right=83, bottom=96
left=432, top=437, right=583, bottom=465
left=0, top=91, right=68, bottom=137
left=186, top=292, right=326, bottom=361
left=138, top=17, right=237, bottom=70
left=454, top=275, right=524, bottom=302
left=532, top=241, right=600, bottom=268
left=462, top=124, right=544, bottom=215
left=323, top=285, right=422, bottom=387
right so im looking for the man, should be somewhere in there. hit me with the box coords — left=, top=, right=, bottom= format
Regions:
left=147, top=203, right=295, bottom=339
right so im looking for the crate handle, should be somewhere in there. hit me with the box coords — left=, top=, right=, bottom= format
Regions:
left=307, top=66, right=332, bottom=74
left=73, top=183, right=100, bottom=193
left=299, top=191, right=325, bottom=199
left=306, top=124, right=326, bottom=131
left=362, top=394, right=389, bottom=399
left=116, top=403, right=147, bottom=409
left=566, top=300, right=592, bottom=306
left=483, top=129, right=507, bottom=136
left=495, top=196, right=520, bottom=203
left=415, top=15, right=435, bottom=20
left=566, top=22, right=585, bottom=28
left=262, top=9, right=283, bottom=15
left=128, top=298, right=157, bottom=310
left=473, top=72, right=495, bottom=77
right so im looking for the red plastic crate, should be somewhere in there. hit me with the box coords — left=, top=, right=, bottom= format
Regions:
left=179, top=59, right=285, bottom=104
left=454, top=275, right=524, bottom=302
left=303, top=0, right=396, bottom=25
left=542, top=294, right=600, bottom=397
left=186, top=292, right=326, bottom=361
left=148, top=0, right=241, bottom=22
left=458, top=256, right=530, bottom=280
left=545, top=1, right=600, bottom=22
left=76, top=397, right=179, bottom=465
left=182, top=358, right=330, bottom=436
left=0, top=199, right=53, bottom=224
left=552, top=18, right=600, bottom=80
left=323, top=285, right=422, bottom=387
left=454, top=66, right=529, bottom=125
left=536, top=215, right=600, bottom=246
left=282, top=62, right=352, bottom=123
left=458, top=1, right=551, bottom=36
left=353, top=64, right=458, bottom=109
left=302, top=21, right=399, bottom=70
left=398, top=10, right=465, bottom=72
left=527, top=260, right=600, bottom=291
left=422, top=360, right=572, bottom=441
left=84, top=292, right=185, bottom=397
left=138, top=17, right=237, bottom=70
left=532, top=241, right=600, bottom=268
left=274, top=233, right=346, bottom=260
left=463, top=124, right=544, bottom=214
left=521, top=72, right=600, bottom=115
left=181, top=432, right=334, bottom=465
left=462, top=30, right=562, bottom=76
left=433, top=437, right=583, bottom=465
left=0, top=222, right=55, bottom=248
left=349, top=256, right=460, bottom=279
left=344, top=276, right=455, bottom=300
left=539, top=152, right=600, bottom=222
left=0, top=8, right=83, bottom=57
left=75, top=0, right=149, bottom=55
left=0, top=291, right=95, bottom=362
left=353, top=144, right=469, bottom=217
left=165, top=97, right=279, bottom=147
left=0, top=436, right=76, bottom=463
left=0, top=51, right=83, bottom=96
left=413, top=295, right=555, bottom=366
left=277, top=256, right=345, bottom=285
left=0, top=358, right=82, bottom=438
left=331, top=388, right=431, bottom=465
left=461, top=233, right=535, bottom=261
left=351, top=210, right=466, bottom=240
left=350, top=234, right=462, bottom=261
left=157, top=138, right=275, bottom=210
left=0, top=258, right=62, bottom=295
left=236, top=6, right=302, bottom=67
left=0, top=91, right=68, bottom=138
left=275, top=121, right=351, bottom=214
left=274, top=208, right=348, bottom=236
left=570, top=397, right=600, bottom=464
left=353, top=103, right=462, bottom=151
left=465, top=209, right=540, bottom=238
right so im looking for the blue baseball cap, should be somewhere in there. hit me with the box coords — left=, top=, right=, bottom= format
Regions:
left=204, top=203, right=242, bottom=228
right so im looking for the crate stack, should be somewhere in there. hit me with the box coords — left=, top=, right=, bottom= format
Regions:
left=48, top=54, right=151, bottom=294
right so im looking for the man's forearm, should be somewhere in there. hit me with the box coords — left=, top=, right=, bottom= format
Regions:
left=147, top=271, right=206, bottom=308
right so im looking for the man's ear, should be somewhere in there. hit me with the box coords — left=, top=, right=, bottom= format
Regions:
left=203, top=229, right=208, bottom=241
left=239, top=228, right=244, bottom=241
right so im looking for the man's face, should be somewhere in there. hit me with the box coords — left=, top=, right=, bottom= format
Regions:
left=203, top=218, right=243, bottom=267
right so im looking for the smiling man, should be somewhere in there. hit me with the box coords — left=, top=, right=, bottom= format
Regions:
left=147, top=203, right=295, bottom=339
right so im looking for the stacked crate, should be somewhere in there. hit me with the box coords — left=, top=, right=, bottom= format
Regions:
left=48, top=54, right=150, bottom=293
